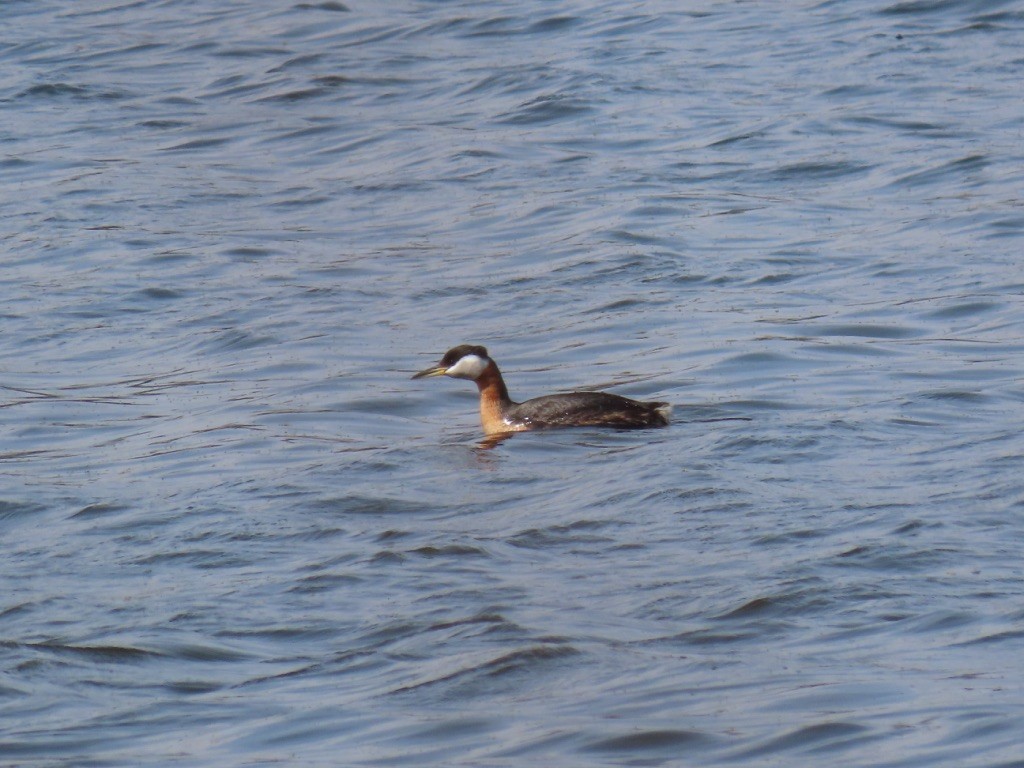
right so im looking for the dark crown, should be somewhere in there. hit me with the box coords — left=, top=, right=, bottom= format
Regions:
left=440, top=344, right=488, bottom=366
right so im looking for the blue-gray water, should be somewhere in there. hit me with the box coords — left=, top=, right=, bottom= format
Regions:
left=2, top=1, right=1024, bottom=765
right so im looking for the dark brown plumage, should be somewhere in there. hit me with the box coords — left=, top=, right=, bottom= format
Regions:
left=505, top=390, right=670, bottom=429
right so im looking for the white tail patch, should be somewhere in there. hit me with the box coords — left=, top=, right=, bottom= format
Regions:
left=445, top=354, right=488, bottom=380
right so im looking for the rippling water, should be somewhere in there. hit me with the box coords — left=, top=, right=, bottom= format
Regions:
left=3, top=1, right=1024, bottom=765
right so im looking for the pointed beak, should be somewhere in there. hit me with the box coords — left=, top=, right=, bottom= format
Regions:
left=412, top=365, right=448, bottom=380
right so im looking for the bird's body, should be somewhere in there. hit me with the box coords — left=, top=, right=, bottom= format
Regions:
left=413, top=345, right=671, bottom=436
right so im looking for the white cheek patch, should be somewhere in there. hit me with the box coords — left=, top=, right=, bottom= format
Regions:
left=445, top=354, right=488, bottom=379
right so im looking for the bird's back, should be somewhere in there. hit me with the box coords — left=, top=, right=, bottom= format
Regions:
left=507, top=391, right=670, bottom=430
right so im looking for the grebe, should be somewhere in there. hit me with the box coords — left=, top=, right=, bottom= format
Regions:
left=412, top=345, right=671, bottom=436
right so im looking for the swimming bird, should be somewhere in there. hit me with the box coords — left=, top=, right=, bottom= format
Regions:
left=412, top=345, right=671, bottom=436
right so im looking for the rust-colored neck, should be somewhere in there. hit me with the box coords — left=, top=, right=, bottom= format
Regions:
left=475, top=360, right=518, bottom=434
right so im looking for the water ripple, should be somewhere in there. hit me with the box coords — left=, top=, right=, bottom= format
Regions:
left=2, top=0, right=1024, bottom=766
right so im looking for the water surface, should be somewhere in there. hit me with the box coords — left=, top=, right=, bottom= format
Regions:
left=2, top=1, right=1024, bottom=765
